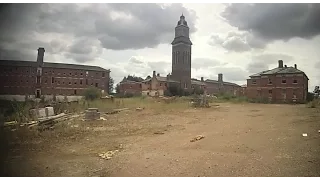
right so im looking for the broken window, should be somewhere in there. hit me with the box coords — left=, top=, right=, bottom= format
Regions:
left=282, top=79, right=286, bottom=84
left=74, top=90, right=77, bottom=95
left=252, top=80, right=257, bottom=84
left=102, top=73, right=105, bottom=77
left=293, top=79, right=297, bottom=84
left=160, top=83, right=162, bottom=86
left=69, top=82, right=71, bottom=85
left=80, top=80, right=83, bottom=85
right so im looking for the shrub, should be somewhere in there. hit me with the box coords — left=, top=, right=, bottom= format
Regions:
left=83, top=87, right=101, bottom=101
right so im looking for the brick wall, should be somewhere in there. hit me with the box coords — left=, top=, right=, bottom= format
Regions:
left=246, top=73, right=307, bottom=103
left=119, top=82, right=142, bottom=95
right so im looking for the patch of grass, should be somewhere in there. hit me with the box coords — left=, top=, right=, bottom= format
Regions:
left=307, top=99, right=320, bottom=108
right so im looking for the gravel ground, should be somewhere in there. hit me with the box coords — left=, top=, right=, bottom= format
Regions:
left=1, top=102, right=320, bottom=177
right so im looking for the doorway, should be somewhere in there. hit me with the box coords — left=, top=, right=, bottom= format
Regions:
left=36, top=89, right=41, bottom=98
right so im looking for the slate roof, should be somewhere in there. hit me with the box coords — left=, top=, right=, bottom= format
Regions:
left=205, top=79, right=240, bottom=87
left=250, top=66, right=308, bottom=79
left=191, top=79, right=206, bottom=86
left=0, top=60, right=109, bottom=72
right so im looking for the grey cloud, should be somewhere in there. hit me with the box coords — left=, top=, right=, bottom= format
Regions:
left=210, top=66, right=249, bottom=82
left=247, top=53, right=295, bottom=74
left=221, top=4, right=320, bottom=42
left=0, top=3, right=197, bottom=63
left=208, top=31, right=266, bottom=52
left=129, top=57, right=144, bottom=64
left=192, top=58, right=222, bottom=69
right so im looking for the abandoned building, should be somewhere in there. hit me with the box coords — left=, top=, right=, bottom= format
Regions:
left=246, top=60, right=309, bottom=103
left=0, top=47, right=110, bottom=102
left=205, top=73, right=242, bottom=96
left=119, top=14, right=241, bottom=97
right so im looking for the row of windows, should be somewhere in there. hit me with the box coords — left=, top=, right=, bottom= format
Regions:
left=252, top=78, right=298, bottom=85
left=1, top=68, right=106, bottom=78
left=43, top=70, right=106, bottom=77
left=42, top=77, right=100, bottom=87
left=173, top=51, right=190, bottom=65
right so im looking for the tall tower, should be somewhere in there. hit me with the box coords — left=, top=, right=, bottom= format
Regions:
left=171, top=14, right=192, bottom=90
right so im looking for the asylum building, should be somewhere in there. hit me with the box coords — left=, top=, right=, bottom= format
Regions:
left=246, top=60, right=309, bottom=103
left=0, top=48, right=110, bottom=102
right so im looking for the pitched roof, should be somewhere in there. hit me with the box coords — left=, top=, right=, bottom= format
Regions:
left=205, top=79, right=240, bottom=87
left=191, top=79, right=206, bottom=86
left=0, top=60, right=109, bottom=72
left=250, top=66, right=308, bottom=79
left=120, top=80, right=141, bottom=84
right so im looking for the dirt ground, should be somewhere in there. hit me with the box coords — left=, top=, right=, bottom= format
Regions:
left=1, top=102, right=320, bottom=177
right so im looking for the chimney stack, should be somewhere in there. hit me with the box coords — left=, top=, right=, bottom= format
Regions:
left=157, top=73, right=160, bottom=77
left=278, top=60, right=283, bottom=68
left=37, top=47, right=45, bottom=67
left=218, top=73, right=223, bottom=82
left=294, top=64, right=297, bottom=69
left=153, top=71, right=156, bottom=77
left=201, top=77, right=204, bottom=82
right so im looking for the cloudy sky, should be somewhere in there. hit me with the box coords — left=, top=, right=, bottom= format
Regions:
left=0, top=3, right=319, bottom=90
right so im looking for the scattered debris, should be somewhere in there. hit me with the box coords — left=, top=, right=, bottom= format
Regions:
left=191, top=95, right=210, bottom=108
left=136, top=107, right=144, bottom=111
left=302, top=133, right=308, bottom=137
left=106, top=108, right=129, bottom=115
left=98, top=150, right=119, bottom=160
left=71, top=124, right=79, bottom=128
left=85, top=108, right=100, bottom=120
left=190, top=135, right=205, bottom=142
left=318, top=130, right=320, bottom=133
left=100, top=117, right=107, bottom=121
left=154, top=131, right=165, bottom=135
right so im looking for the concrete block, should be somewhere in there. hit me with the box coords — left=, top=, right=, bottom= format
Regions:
left=37, top=108, right=46, bottom=118
left=45, top=107, right=55, bottom=117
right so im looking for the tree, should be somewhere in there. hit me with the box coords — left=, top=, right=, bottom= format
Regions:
left=314, top=86, right=320, bottom=99
left=145, top=75, right=151, bottom=80
left=109, top=77, right=114, bottom=94
left=115, top=83, right=120, bottom=93
left=83, top=87, right=101, bottom=101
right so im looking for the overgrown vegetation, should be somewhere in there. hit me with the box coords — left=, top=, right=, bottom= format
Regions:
left=307, top=99, right=320, bottom=108
left=83, top=87, right=101, bottom=101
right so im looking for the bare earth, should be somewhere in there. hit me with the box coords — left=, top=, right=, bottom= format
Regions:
left=2, top=102, right=320, bottom=177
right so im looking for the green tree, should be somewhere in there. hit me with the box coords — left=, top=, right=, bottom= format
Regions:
left=115, top=83, right=120, bottom=93
left=83, top=87, right=101, bottom=101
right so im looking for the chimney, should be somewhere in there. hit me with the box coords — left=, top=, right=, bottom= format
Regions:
left=37, top=47, right=45, bottom=67
left=294, top=64, right=297, bottom=69
left=284, top=65, right=287, bottom=68
left=278, top=60, right=283, bottom=68
left=157, top=73, right=160, bottom=77
left=218, top=73, right=223, bottom=82
left=201, top=77, right=204, bottom=82
left=153, top=71, right=156, bottom=77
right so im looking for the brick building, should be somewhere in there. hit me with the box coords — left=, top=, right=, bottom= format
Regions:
left=246, top=60, right=309, bottom=103
left=0, top=47, right=110, bottom=102
left=205, top=73, right=242, bottom=96
left=119, top=80, right=142, bottom=96
left=119, top=14, right=241, bottom=97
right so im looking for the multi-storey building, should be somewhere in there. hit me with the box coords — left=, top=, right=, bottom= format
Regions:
left=246, top=60, right=309, bottom=103
left=0, top=48, right=110, bottom=102
left=205, top=73, right=242, bottom=96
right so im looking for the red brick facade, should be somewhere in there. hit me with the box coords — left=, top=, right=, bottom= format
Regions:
left=119, top=81, right=142, bottom=95
left=0, top=48, right=110, bottom=99
left=246, top=60, right=308, bottom=103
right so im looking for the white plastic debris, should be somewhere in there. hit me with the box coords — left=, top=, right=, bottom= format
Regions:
left=318, top=130, right=320, bottom=133
left=302, top=133, right=308, bottom=137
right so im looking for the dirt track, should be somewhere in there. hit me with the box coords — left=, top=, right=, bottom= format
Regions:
left=2, top=103, right=320, bottom=177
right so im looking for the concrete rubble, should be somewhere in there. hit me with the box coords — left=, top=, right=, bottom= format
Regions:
left=98, top=150, right=119, bottom=160
left=85, top=108, right=100, bottom=120
left=190, top=135, right=205, bottom=142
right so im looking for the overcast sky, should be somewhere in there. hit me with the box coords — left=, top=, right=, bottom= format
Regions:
left=0, top=3, right=319, bottom=90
